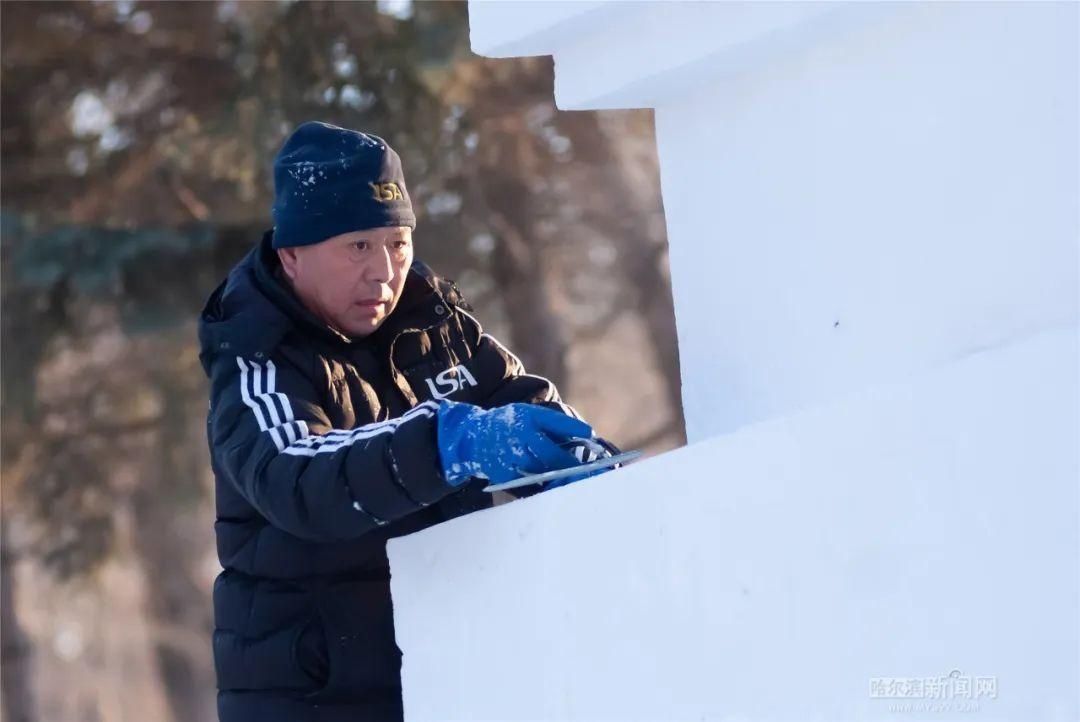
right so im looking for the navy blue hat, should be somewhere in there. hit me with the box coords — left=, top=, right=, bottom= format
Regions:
left=271, top=121, right=416, bottom=249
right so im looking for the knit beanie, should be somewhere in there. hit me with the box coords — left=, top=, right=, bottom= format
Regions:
left=271, top=121, right=416, bottom=249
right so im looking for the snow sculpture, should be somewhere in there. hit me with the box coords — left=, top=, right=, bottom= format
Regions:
left=389, top=3, right=1078, bottom=719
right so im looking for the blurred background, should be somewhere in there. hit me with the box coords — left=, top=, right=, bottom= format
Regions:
left=0, top=2, right=682, bottom=720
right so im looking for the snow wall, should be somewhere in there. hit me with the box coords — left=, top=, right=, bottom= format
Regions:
left=388, top=3, right=1079, bottom=720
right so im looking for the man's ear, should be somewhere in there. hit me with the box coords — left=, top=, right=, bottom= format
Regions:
left=277, top=247, right=300, bottom=280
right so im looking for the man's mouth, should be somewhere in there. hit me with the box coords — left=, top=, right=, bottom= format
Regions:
left=354, top=298, right=390, bottom=309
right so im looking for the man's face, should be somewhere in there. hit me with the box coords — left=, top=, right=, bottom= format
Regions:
left=277, top=226, right=414, bottom=338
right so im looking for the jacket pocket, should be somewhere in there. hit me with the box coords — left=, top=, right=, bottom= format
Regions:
left=214, top=621, right=317, bottom=694
left=302, top=579, right=402, bottom=704
left=292, top=616, right=329, bottom=689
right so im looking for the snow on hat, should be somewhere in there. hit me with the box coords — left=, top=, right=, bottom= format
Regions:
left=271, top=121, right=416, bottom=249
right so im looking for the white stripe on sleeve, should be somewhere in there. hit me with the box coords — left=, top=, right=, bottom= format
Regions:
left=236, top=357, right=438, bottom=459
left=282, top=401, right=438, bottom=457
left=237, top=357, right=306, bottom=452
left=237, top=357, right=286, bottom=451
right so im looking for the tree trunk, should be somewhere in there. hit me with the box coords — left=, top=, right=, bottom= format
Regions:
left=487, top=208, right=569, bottom=387
left=1, top=513, right=37, bottom=722
left=599, top=112, right=686, bottom=444
left=469, top=161, right=571, bottom=389
left=128, top=365, right=216, bottom=722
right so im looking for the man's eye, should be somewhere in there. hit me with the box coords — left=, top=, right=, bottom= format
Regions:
left=353, top=241, right=369, bottom=252
left=393, top=240, right=409, bottom=249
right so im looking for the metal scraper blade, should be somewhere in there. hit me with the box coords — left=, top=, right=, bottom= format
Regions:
left=482, top=449, right=643, bottom=493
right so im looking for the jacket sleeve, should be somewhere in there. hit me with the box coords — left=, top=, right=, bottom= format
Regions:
left=208, top=352, right=454, bottom=542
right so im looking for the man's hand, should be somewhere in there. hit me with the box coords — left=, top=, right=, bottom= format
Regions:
left=436, top=401, right=593, bottom=486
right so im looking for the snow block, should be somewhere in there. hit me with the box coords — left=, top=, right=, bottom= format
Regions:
left=389, top=325, right=1078, bottom=721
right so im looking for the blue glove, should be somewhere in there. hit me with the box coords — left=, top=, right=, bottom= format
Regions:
left=437, top=401, right=593, bottom=486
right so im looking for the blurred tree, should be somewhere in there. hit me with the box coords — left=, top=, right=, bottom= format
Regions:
left=1, top=2, right=682, bottom=719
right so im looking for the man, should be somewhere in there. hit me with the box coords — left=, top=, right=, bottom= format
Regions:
left=198, top=121, right=602, bottom=721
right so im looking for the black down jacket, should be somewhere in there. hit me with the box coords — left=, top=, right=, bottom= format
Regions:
left=198, top=232, right=577, bottom=721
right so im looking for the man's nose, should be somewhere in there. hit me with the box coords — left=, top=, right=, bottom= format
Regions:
left=365, top=244, right=394, bottom=283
